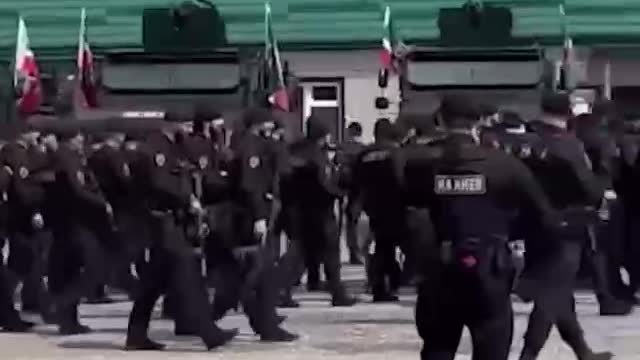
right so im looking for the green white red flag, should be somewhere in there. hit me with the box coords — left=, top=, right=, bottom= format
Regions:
left=265, top=3, right=289, bottom=112
left=14, top=17, right=42, bottom=116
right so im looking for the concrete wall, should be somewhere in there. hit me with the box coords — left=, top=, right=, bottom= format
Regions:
left=283, top=49, right=400, bottom=143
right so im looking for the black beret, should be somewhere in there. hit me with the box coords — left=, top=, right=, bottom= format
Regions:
left=500, top=111, right=525, bottom=128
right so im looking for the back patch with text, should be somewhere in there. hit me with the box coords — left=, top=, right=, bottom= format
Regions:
left=434, top=175, right=486, bottom=195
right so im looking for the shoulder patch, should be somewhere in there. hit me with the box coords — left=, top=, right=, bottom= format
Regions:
left=77, top=171, right=85, bottom=185
left=519, top=144, right=532, bottom=158
left=18, top=166, right=29, bottom=179
left=434, top=174, right=486, bottom=195
left=154, top=153, right=166, bottom=167
left=198, top=156, right=208, bottom=170
left=362, top=150, right=390, bottom=163
left=249, top=156, right=260, bottom=169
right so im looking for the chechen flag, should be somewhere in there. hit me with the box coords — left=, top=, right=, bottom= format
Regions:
left=380, top=6, right=396, bottom=73
left=265, top=3, right=289, bottom=112
left=14, top=17, right=42, bottom=116
left=77, top=8, right=98, bottom=108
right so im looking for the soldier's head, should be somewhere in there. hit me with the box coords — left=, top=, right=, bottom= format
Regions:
left=306, top=114, right=332, bottom=145
left=193, top=104, right=224, bottom=138
left=373, top=118, right=401, bottom=144
left=541, top=91, right=572, bottom=128
left=497, top=111, right=526, bottom=134
left=346, top=122, right=363, bottom=141
left=439, top=94, right=481, bottom=132
left=478, top=103, right=499, bottom=127
left=243, top=107, right=276, bottom=139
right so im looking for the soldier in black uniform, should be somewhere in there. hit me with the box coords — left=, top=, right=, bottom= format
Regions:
left=125, top=119, right=237, bottom=351
left=88, top=130, right=141, bottom=297
left=0, top=125, right=34, bottom=332
left=339, top=122, right=366, bottom=265
left=352, top=119, right=404, bottom=302
left=1, top=126, right=50, bottom=315
left=415, top=95, right=556, bottom=360
left=279, top=114, right=357, bottom=307
left=211, top=108, right=297, bottom=342
left=46, top=124, right=112, bottom=334
left=571, top=108, right=632, bottom=316
left=517, top=92, right=613, bottom=360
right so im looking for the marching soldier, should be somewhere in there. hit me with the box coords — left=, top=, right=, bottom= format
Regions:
left=352, top=119, right=405, bottom=302
left=516, top=92, right=613, bottom=360
left=125, top=119, right=237, bottom=351
left=415, top=95, right=556, bottom=360
left=278, top=114, right=357, bottom=307
left=211, top=108, right=297, bottom=342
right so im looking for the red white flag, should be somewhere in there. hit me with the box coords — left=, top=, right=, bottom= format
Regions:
left=14, top=17, right=42, bottom=116
left=380, top=6, right=395, bottom=72
left=77, top=8, right=98, bottom=108
left=265, top=3, right=289, bottom=112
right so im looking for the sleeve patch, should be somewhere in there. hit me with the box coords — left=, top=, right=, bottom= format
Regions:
left=154, top=153, right=166, bottom=167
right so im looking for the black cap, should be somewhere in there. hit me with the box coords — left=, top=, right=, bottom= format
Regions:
left=439, top=94, right=480, bottom=128
left=499, top=111, right=525, bottom=128
left=541, top=91, right=571, bottom=117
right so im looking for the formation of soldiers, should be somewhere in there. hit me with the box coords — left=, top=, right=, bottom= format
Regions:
left=0, top=90, right=636, bottom=360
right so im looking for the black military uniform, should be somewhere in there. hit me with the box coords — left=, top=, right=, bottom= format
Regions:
left=352, top=119, right=405, bottom=302
left=0, top=127, right=34, bottom=332
left=88, top=132, right=141, bottom=296
left=415, top=95, right=556, bottom=360
left=125, top=121, right=236, bottom=351
left=278, top=114, right=356, bottom=307
left=337, top=122, right=366, bottom=265
left=47, top=127, right=111, bottom=334
left=1, top=128, right=50, bottom=315
left=211, top=108, right=296, bottom=342
left=516, top=92, right=613, bottom=360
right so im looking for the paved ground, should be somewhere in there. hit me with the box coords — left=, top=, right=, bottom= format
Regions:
left=0, top=266, right=638, bottom=360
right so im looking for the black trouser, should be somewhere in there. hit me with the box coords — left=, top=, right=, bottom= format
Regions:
left=210, top=209, right=281, bottom=335
left=0, top=261, right=25, bottom=326
left=522, top=240, right=592, bottom=358
left=48, top=221, right=107, bottom=328
left=416, top=247, right=513, bottom=360
left=126, top=213, right=227, bottom=347
left=368, top=212, right=404, bottom=296
left=345, top=197, right=362, bottom=259
left=7, top=227, right=49, bottom=313
left=279, top=205, right=346, bottom=299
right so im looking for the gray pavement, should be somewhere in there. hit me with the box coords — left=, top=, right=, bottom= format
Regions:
left=0, top=266, right=638, bottom=360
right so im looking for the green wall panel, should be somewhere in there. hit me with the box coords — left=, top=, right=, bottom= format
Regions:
left=0, top=0, right=637, bottom=57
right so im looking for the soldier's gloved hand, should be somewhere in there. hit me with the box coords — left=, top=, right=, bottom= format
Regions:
left=189, top=196, right=204, bottom=216
left=31, top=213, right=44, bottom=230
left=253, top=219, right=267, bottom=241
left=105, top=203, right=114, bottom=218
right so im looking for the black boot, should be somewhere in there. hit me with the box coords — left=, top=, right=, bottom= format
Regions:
left=599, top=297, right=633, bottom=316
left=260, top=326, right=299, bottom=342
left=205, top=328, right=238, bottom=350
left=125, top=338, right=166, bottom=351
